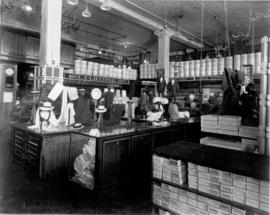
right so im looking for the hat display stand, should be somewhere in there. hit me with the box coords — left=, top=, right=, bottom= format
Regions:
left=96, top=106, right=107, bottom=126
left=39, top=102, right=53, bottom=133
left=91, top=88, right=102, bottom=122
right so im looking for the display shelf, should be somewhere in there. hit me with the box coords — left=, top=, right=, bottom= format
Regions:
left=153, top=141, right=269, bottom=181
left=201, top=131, right=258, bottom=140
left=152, top=177, right=269, bottom=215
left=63, top=73, right=130, bottom=85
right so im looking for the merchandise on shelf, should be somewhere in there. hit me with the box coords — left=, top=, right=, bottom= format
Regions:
left=200, top=115, right=259, bottom=151
left=255, top=52, right=261, bottom=74
left=187, top=163, right=270, bottom=213
left=218, top=57, right=225, bottom=75
left=189, top=60, right=195, bottom=78
left=206, top=58, right=212, bottom=77
left=184, top=61, right=190, bottom=78
left=240, top=54, right=248, bottom=71
left=225, top=56, right=233, bottom=70
left=152, top=155, right=187, bottom=185
left=201, top=59, right=206, bottom=77
left=234, top=55, right=241, bottom=71
left=212, top=58, right=218, bottom=76
left=73, top=60, right=137, bottom=81
left=195, top=60, right=200, bottom=77
left=153, top=180, right=248, bottom=215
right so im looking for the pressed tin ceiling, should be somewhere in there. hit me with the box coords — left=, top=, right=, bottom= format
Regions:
left=1, top=0, right=270, bottom=56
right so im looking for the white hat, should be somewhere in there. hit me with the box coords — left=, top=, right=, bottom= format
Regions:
left=40, top=101, right=54, bottom=111
left=153, top=97, right=162, bottom=104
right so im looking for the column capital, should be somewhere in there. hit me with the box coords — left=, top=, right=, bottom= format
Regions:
left=154, top=28, right=174, bottom=38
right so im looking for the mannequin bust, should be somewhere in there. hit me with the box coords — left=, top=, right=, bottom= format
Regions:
left=157, top=76, right=166, bottom=96
left=167, top=78, right=178, bottom=102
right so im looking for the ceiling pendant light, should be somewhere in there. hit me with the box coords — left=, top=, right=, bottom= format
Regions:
left=67, top=0, right=79, bottom=6
left=22, top=0, right=33, bottom=12
left=100, top=0, right=112, bottom=11
left=82, top=1, right=91, bottom=18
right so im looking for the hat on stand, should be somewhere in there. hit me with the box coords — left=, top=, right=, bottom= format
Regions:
left=40, top=101, right=54, bottom=111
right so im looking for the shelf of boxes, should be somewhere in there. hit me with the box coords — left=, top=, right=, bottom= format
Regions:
left=200, top=115, right=259, bottom=152
left=139, top=52, right=261, bottom=81
left=140, top=63, right=158, bottom=79
left=73, top=59, right=137, bottom=81
left=152, top=153, right=269, bottom=215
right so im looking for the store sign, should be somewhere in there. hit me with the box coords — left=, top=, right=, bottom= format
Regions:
left=64, top=73, right=129, bottom=85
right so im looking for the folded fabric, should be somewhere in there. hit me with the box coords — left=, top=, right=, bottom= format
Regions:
left=63, top=103, right=75, bottom=126
left=67, top=87, right=79, bottom=101
left=47, top=82, right=64, bottom=101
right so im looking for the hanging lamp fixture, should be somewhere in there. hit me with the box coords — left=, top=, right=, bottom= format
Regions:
left=82, top=1, right=91, bottom=18
left=22, top=0, right=33, bottom=12
left=100, top=0, right=112, bottom=11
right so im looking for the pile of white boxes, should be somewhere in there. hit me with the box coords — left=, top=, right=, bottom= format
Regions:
left=201, top=115, right=242, bottom=136
left=74, top=60, right=137, bottom=80
left=140, top=52, right=261, bottom=80
left=139, top=63, right=157, bottom=79
left=187, top=162, right=270, bottom=213
left=153, top=155, right=187, bottom=185
left=200, top=115, right=259, bottom=151
left=153, top=182, right=247, bottom=215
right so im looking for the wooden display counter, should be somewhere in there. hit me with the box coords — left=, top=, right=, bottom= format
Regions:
left=10, top=123, right=72, bottom=179
left=10, top=118, right=200, bottom=181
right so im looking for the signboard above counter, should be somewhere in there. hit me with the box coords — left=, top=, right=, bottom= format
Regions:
left=63, top=73, right=130, bottom=87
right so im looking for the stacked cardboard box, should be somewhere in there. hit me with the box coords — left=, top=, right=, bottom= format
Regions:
left=188, top=162, right=198, bottom=190
left=218, top=116, right=241, bottom=136
left=153, top=154, right=163, bottom=179
left=201, top=115, right=241, bottom=136
left=153, top=182, right=247, bottom=215
left=259, top=180, right=270, bottom=212
left=153, top=155, right=187, bottom=185
left=187, top=163, right=270, bottom=213
left=201, top=115, right=219, bottom=133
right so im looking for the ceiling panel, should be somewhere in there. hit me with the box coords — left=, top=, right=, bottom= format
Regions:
left=1, top=0, right=270, bottom=56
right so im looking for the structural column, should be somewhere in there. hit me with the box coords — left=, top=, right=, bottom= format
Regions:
left=154, top=29, right=173, bottom=82
left=39, top=0, right=62, bottom=66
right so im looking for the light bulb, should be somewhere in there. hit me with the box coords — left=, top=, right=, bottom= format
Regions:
left=22, top=5, right=32, bottom=12
left=82, top=7, right=91, bottom=18
left=67, top=0, right=78, bottom=5
left=100, top=0, right=111, bottom=11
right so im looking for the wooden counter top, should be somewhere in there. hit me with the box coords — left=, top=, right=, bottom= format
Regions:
left=11, top=117, right=200, bottom=138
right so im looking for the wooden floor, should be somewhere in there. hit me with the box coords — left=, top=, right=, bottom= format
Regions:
left=0, top=128, right=153, bottom=214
